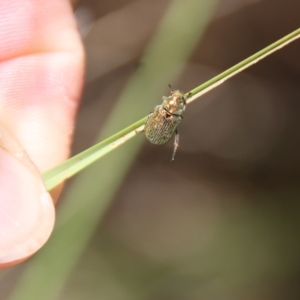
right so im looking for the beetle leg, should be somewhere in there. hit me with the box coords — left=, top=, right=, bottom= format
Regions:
left=171, top=129, right=179, bottom=162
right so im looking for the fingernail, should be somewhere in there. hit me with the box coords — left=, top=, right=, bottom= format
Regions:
left=0, top=126, right=55, bottom=264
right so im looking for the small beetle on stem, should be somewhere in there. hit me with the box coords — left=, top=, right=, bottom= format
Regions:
left=144, top=85, right=188, bottom=161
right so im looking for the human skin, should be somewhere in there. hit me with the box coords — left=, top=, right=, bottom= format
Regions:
left=0, top=0, right=84, bottom=268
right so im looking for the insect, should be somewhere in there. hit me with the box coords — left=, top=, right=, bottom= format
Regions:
left=144, top=86, right=188, bottom=161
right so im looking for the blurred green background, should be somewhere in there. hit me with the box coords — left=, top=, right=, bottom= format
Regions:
left=2, top=0, right=300, bottom=299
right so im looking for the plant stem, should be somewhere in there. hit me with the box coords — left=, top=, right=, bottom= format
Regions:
left=43, top=27, right=300, bottom=191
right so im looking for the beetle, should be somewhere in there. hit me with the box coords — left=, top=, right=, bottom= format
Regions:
left=144, top=87, right=187, bottom=161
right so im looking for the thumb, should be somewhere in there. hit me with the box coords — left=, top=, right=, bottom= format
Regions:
left=0, top=124, right=54, bottom=268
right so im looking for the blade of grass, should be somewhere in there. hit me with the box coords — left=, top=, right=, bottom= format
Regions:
left=186, top=27, right=300, bottom=103
left=42, top=121, right=146, bottom=191
left=43, top=27, right=300, bottom=191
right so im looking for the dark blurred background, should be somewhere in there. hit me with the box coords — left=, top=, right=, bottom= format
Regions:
left=3, top=0, right=300, bottom=299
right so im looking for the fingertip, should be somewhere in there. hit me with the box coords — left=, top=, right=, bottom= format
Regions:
left=0, top=148, right=55, bottom=267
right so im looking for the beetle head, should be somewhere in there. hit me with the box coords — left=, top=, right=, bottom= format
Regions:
left=162, top=90, right=186, bottom=115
